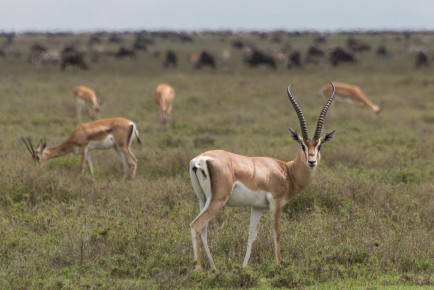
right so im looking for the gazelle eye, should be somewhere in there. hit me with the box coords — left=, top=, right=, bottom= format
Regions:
left=301, top=145, right=306, bottom=153
left=317, top=144, right=322, bottom=152
left=36, top=156, right=40, bottom=162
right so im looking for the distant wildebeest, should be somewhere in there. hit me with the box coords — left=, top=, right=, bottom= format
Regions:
left=164, top=50, right=177, bottom=68
left=305, top=46, right=325, bottom=64
left=195, top=51, right=216, bottom=69
left=313, top=36, right=327, bottom=44
left=307, top=46, right=325, bottom=58
left=115, top=46, right=135, bottom=58
left=415, top=51, right=429, bottom=67
left=88, top=35, right=102, bottom=45
left=179, top=33, right=194, bottom=42
left=28, top=43, right=48, bottom=63
left=29, top=43, right=47, bottom=55
left=346, top=37, right=371, bottom=52
left=287, top=51, right=301, bottom=68
left=245, top=50, right=276, bottom=69
left=330, top=47, right=356, bottom=67
left=231, top=40, right=245, bottom=49
left=376, top=45, right=388, bottom=57
left=60, top=47, right=88, bottom=70
left=108, top=34, right=123, bottom=44
left=133, top=34, right=154, bottom=51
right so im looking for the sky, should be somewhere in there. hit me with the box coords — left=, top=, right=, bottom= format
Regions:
left=2, top=0, right=434, bottom=33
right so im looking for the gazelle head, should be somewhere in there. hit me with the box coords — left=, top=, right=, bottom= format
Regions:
left=94, top=105, right=102, bottom=120
left=287, top=82, right=336, bottom=171
left=22, top=137, right=48, bottom=166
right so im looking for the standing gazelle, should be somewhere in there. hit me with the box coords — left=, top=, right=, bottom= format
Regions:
left=74, top=85, right=102, bottom=123
left=152, top=83, right=175, bottom=125
left=22, top=117, right=141, bottom=180
left=320, top=82, right=381, bottom=114
left=189, top=83, right=336, bottom=269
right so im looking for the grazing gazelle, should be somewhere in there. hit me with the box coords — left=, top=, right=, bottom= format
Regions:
left=22, top=117, right=141, bottom=180
left=152, top=83, right=175, bottom=125
left=189, top=83, right=336, bottom=269
left=320, top=82, right=381, bottom=114
left=73, top=85, right=102, bottom=123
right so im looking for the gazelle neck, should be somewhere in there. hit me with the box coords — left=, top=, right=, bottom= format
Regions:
left=43, top=140, right=76, bottom=160
left=286, top=149, right=317, bottom=194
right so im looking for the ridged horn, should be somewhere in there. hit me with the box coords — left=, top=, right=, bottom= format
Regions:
left=287, top=84, right=309, bottom=140
left=313, top=81, right=335, bottom=140
left=22, top=137, right=35, bottom=157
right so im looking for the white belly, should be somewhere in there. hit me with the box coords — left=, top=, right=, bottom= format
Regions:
left=226, top=181, right=269, bottom=209
left=87, top=135, right=116, bottom=150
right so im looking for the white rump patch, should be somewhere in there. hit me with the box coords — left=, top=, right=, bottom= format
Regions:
left=190, top=156, right=214, bottom=200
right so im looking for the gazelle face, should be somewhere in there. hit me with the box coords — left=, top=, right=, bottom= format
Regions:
left=289, top=128, right=336, bottom=171
left=34, top=143, right=48, bottom=165
left=300, top=139, right=321, bottom=169
left=22, top=138, right=47, bottom=166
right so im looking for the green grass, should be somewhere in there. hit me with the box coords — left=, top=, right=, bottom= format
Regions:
left=0, top=31, right=433, bottom=288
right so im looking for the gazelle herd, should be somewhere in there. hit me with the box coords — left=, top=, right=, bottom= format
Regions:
left=22, top=80, right=380, bottom=269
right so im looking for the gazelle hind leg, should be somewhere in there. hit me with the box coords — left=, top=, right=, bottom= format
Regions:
left=190, top=168, right=215, bottom=269
left=116, top=145, right=137, bottom=179
left=114, top=147, right=131, bottom=180
left=190, top=197, right=225, bottom=270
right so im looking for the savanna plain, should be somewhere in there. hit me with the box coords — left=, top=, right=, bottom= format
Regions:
left=0, top=31, right=433, bottom=288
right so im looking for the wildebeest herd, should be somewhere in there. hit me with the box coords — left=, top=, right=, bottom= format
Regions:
left=1, top=30, right=431, bottom=71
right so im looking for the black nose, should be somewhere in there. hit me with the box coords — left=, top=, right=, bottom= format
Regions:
left=308, top=160, right=316, bottom=165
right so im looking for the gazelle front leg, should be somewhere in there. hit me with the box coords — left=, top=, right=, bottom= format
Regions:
left=243, top=207, right=264, bottom=267
left=76, top=103, right=83, bottom=123
left=114, top=147, right=130, bottom=180
left=84, top=147, right=94, bottom=176
left=268, top=197, right=282, bottom=264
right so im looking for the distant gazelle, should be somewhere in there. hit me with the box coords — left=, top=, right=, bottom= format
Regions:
left=320, top=82, right=381, bottom=114
left=152, top=83, right=175, bottom=125
left=189, top=83, right=337, bottom=269
left=22, top=117, right=141, bottom=180
left=73, top=85, right=102, bottom=122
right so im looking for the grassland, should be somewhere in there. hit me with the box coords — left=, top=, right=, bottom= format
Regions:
left=0, top=31, right=433, bottom=288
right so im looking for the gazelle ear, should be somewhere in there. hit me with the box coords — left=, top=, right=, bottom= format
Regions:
left=37, top=139, right=47, bottom=152
left=320, top=130, right=336, bottom=144
left=288, top=128, right=302, bottom=143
